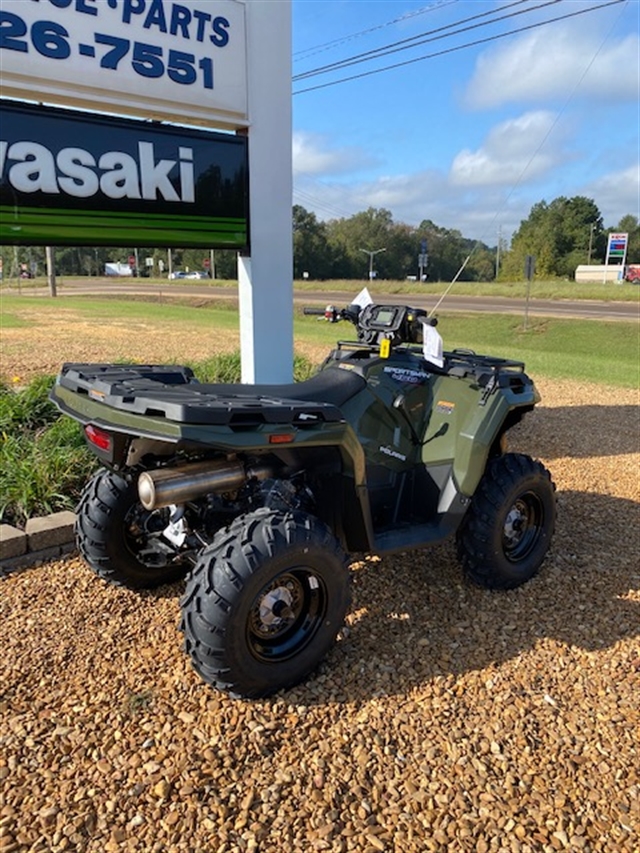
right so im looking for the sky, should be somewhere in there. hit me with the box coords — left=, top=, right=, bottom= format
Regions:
left=291, top=0, right=640, bottom=245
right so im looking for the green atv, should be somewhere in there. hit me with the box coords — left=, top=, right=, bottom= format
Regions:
left=50, top=295, right=555, bottom=698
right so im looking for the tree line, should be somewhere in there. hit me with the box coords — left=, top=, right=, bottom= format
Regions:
left=2, top=196, right=637, bottom=282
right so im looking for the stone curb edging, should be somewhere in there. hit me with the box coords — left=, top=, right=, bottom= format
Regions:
left=0, top=511, right=77, bottom=578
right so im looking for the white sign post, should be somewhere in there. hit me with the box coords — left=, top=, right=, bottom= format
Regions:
left=238, top=1, right=293, bottom=383
left=0, top=0, right=293, bottom=382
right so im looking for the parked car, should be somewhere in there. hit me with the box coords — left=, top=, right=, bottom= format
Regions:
left=624, top=265, right=640, bottom=283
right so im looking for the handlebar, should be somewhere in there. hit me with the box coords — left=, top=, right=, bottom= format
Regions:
left=303, top=301, right=436, bottom=347
left=303, top=305, right=342, bottom=322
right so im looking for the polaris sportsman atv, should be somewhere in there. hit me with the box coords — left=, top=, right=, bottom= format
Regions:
left=50, top=294, right=556, bottom=698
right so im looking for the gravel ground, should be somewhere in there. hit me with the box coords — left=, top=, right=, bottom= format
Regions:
left=1, top=377, right=638, bottom=853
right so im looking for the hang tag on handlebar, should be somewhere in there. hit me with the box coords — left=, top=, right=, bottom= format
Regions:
left=380, top=338, right=391, bottom=359
left=421, top=322, right=444, bottom=367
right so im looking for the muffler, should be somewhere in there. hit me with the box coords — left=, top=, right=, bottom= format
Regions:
left=138, top=459, right=272, bottom=510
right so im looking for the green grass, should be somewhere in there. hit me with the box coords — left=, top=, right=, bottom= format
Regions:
left=2, top=294, right=638, bottom=389
left=289, top=278, right=640, bottom=303
left=189, top=351, right=316, bottom=383
left=0, top=312, right=31, bottom=328
left=294, top=309, right=639, bottom=389
left=0, top=294, right=240, bottom=330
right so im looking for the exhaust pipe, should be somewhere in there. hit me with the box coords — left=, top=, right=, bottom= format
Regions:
left=138, top=459, right=272, bottom=510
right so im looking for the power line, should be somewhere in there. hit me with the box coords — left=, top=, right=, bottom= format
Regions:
left=293, top=0, right=625, bottom=95
left=293, top=0, right=459, bottom=61
left=293, top=0, right=535, bottom=81
left=293, top=185, right=357, bottom=220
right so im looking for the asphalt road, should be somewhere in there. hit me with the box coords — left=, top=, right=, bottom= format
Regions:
left=5, top=279, right=639, bottom=322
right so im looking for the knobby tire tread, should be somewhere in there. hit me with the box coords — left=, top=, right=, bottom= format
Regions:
left=456, top=453, right=556, bottom=590
left=180, top=508, right=350, bottom=698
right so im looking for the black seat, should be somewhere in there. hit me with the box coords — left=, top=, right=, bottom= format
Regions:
left=196, top=366, right=366, bottom=409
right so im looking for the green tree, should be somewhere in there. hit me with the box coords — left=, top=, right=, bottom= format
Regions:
left=326, top=208, right=396, bottom=279
left=500, top=196, right=604, bottom=279
left=613, top=215, right=639, bottom=264
left=293, top=205, right=336, bottom=280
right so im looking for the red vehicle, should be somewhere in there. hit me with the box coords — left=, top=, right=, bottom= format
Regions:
left=625, top=265, right=640, bottom=283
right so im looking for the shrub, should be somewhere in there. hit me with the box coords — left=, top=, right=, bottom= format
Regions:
left=190, top=351, right=317, bottom=383
left=0, top=378, right=97, bottom=527
left=0, top=374, right=59, bottom=432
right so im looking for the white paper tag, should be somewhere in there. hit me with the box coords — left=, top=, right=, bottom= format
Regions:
left=421, top=321, right=444, bottom=368
left=351, top=287, right=373, bottom=309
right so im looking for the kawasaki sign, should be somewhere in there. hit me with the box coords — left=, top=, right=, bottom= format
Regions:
left=0, top=100, right=248, bottom=248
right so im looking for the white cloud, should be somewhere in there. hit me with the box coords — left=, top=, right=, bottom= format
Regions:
left=449, top=111, right=569, bottom=186
left=581, top=163, right=640, bottom=226
left=293, top=168, right=526, bottom=242
left=292, top=131, right=376, bottom=176
left=465, top=27, right=640, bottom=109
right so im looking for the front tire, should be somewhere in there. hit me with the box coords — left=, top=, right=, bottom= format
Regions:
left=180, top=508, right=350, bottom=698
left=456, top=453, right=556, bottom=590
left=76, top=469, right=190, bottom=589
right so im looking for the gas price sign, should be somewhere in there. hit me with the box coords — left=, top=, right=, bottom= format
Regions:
left=0, top=0, right=247, bottom=128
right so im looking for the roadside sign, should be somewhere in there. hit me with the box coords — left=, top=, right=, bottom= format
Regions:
left=0, top=100, right=249, bottom=249
left=0, top=0, right=248, bottom=130
left=524, top=255, right=536, bottom=280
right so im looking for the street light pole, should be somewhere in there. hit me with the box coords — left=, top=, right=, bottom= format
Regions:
left=359, top=247, right=386, bottom=280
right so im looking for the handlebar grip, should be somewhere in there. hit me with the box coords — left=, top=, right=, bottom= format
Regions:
left=303, top=308, right=327, bottom=316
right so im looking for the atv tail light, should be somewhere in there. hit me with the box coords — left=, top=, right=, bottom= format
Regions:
left=85, top=424, right=113, bottom=452
left=269, top=433, right=295, bottom=445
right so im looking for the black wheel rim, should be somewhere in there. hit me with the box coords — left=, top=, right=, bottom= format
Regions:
left=502, top=491, right=545, bottom=562
left=247, top=568, right=328, bottom=663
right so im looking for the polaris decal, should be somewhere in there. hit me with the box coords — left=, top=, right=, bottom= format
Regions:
left=0, top=99, right=248, bottom=248
left=379, top=445, right=407, bottom=462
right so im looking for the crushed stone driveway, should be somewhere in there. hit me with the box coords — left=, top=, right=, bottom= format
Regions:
left=1, top=378, right=638, bottom=853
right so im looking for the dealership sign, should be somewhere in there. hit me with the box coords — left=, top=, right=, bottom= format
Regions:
left=0, top=100, right=249, bottom=248
left=0, top=0, right=247, bottom=128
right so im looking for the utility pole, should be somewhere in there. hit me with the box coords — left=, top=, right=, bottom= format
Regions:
left=587, top=222, right=596, bottom=263
left=496, top=226, right=502, bottom=278
left=45, top=246, right=56, bottom=297
left=359, top=247, right=386, bottom=280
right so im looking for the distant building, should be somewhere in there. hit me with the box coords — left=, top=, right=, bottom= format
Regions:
left=575, top=265, right=624, bottom=283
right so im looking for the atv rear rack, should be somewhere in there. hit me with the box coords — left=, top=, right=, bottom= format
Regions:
left=53, top=363, right=362, bottom=427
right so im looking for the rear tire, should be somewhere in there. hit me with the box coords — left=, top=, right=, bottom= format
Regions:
left=76, top=469, right=189, bottom=589
left=456, top=453, right=556, bottom=590
left=180, top=508, right=350, bottom=698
